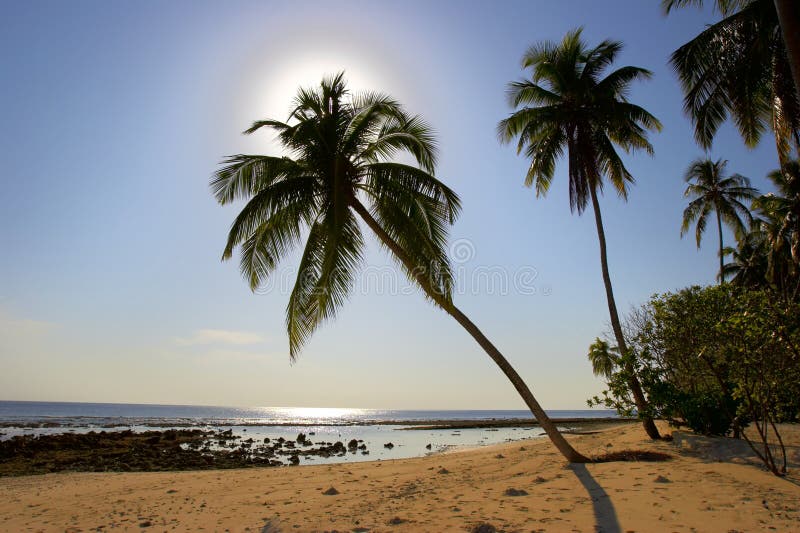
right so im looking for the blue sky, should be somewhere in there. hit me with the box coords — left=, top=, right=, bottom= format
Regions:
left=0, top=0, right=780, bottom=409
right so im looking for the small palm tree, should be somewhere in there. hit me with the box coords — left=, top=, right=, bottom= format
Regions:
left=663, top=0, right=800, bottom=163
left=587, top=338, right=620, bottom=379
left=681, top=158, right=758, bottom=282
left=212, top=73, right=589, bottom=462
left=721, top=240, right=769, bottom=288
left=498, top=29, right=663, bottom=440
left=760, top=160, right=800, bottom=264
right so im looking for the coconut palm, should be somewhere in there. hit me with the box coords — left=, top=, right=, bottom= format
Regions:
left=681, top=159, right=758, bottom=282
left=663, top=0, right=800, bottom=163
left=759, top=160, right=800, bottom=264
left=721, top=240, right=769, bottom=287
left=498, top=29, right=663, bottom=440
left=212, top=73, right=589, bottom=462
left=587, top=338, right=619, bottom=379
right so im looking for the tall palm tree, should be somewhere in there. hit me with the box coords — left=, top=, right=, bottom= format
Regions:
left=663, top=0, right=800, bottom=163
left=681, top=158, right=758, bottom=282
left=212, top=73, right=589, bottom=463
left=498, top=29, right=664, bottom=440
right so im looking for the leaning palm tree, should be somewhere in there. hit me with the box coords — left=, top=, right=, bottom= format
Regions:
left=663, top=0, right=800, bottom=163
left=211, top=73, right=588, bottom=463
left=681, top=158, right=758, bottom=282
left=498, top=29, right=663, bottom=440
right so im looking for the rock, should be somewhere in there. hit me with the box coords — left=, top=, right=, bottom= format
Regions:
left=504, top=488, right=528, bottom=496
left=288, top=455, right=300, bottom=465
left=297, top=433, right=307, bottom=444
left=438, top=468, right=450, bottom=474
left=425, top=444, right=432, bottom=450
left=654, top=475, right=671, bottom=483
left=533, top=476, right=547, bottom=483
left=139, top=521, right=152, bottom=528
left=384, top=442, right=394, bottom=449
left=322, top=486, right=339, bottom=495
left=347, top=439, right=359, bottom=450
left=387, top=516, right=405, bottom=525
left=495, top=454, right=504, bottom=459
left=472, top=523, right=497, bottom=533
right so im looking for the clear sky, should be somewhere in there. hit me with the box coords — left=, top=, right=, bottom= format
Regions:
left=0, top=0, right=780, bottom=409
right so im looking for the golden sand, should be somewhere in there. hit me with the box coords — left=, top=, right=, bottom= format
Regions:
left=1, top=422, right=798, bottom=532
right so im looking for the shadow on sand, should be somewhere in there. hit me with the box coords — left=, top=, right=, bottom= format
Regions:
left=569, top=463, right=621, bottom=533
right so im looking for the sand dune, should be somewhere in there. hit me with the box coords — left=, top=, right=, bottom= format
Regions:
left=1, top=421, right=798, bottom=532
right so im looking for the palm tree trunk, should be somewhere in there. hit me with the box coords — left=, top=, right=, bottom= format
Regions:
left=588, top=187, right=661, bottom=440
left=350, top=198, right=590, bottom=463
left=716, top=208, right=725, bottom=283
left=774, top=0, right=800, bottom=99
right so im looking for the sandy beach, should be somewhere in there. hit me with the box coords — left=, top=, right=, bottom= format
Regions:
left=1, top=421, right=798, bottom=532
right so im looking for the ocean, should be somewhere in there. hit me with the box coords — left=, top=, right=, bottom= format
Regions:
left=0, top=401, right=618, bottom=465
left=0, top=401, right=616, bottom=428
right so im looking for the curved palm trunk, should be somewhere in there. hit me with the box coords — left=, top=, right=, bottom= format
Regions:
left=350, top=198, right=590, bottom=463
left=588, top=187, right=661, bottom=440
left=716, top=208, right=725, bottom=284
left=774, top=0, right=800, bottom=99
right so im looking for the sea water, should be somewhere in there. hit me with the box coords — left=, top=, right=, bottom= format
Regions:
left=0, top=401, right=617, bottom=464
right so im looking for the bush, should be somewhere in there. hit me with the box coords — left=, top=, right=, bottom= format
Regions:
left=588, top=285, right=800, bottom=475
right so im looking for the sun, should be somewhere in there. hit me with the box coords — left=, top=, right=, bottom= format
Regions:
left=233, top=34, right=414, bottom=134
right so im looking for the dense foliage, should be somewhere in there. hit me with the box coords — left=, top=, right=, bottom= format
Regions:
left=589, top=285, right=800, bottom=474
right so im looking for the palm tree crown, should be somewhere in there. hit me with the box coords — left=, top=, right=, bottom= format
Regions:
left=498, top=28, right=662, bottom=213
left=681, top=158, right=758, bottom=282
left=212, top=73, right=460, bottom=360
left=665, top=0, right=800, bottom=162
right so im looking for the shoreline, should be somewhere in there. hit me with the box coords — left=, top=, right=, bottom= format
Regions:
left=0, top=419, right=628, bottom=476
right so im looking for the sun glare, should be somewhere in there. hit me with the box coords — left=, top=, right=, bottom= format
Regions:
left=275, top=406, right=365, bottom=422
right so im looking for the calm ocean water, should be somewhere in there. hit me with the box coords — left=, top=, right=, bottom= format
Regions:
left=0, top=401, right=615, bottom=427
left=0, top=402, right=618, bottom=465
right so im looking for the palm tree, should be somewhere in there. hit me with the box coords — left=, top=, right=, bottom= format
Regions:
left=746, top=160, right=800, bottom=296
left=211, top=73, right=589, bottom=463
left=587, top=338, right=619, bottom=379
left=498, top=29, right=664, bottom=440
left=681, top=158, right=758, bottom=282
left=760, top=160, right=800, bottom=264
left=721, top=240, right=770, bottom=287
left=663, top=0, right=800, bottom=163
